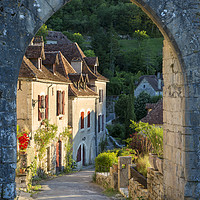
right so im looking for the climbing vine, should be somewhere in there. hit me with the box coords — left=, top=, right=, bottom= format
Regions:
left=34, top=120, right=58, bottom=160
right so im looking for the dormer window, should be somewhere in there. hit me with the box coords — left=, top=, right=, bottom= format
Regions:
left=38, top=58, right=42, bottom=70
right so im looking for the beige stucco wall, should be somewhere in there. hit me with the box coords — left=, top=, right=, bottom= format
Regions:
left=69, top=96, right=96, bottom=168
left=94, top=81, right=107, bottom=153
left=17, top=79, right=69, bottom=173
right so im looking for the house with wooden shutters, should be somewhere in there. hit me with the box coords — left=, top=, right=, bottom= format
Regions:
left=44, top=41, right=109, bottom=167
left=17, top=37, right=70, bottom=174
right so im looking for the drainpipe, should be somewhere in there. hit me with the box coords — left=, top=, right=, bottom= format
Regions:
left=95, top=98, right=98, bottom=157
left=47, top=84, right=53, bottom=120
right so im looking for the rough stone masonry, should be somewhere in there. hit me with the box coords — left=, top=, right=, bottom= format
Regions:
left=0, top=0, right=199, bottom=199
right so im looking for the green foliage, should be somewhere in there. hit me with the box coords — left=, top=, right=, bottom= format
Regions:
left=64, top=132, right=76, bottom=173
left=107, top=123, right=125, bottom=139
left=134, top=91, right=151, bottom=121
left=150, top=95, right=162, bottom=103
left=136, top=154, right=150, bottom=177
left=36, top=24, right=49, bottom=43
left=34, top=120, right=58, bottom=160
left=95, top=152, right=118, bottom=172
left=133, top=30, right=149, bottom=42
left=99, top=137, right=108, bottom=153
left=130, top=121, right=163, bottom=157
left=84, top=50, right=96, bottom=57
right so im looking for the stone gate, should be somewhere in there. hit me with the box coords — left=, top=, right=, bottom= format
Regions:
left=0, top=0, right=199, bottom=199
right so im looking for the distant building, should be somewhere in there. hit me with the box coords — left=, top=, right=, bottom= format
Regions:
left=141, top=99, right=163, bottom=126
left=134, top=74, right=163, bottom=97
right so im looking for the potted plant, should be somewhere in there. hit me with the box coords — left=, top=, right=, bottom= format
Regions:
left=17, top=128, right=30, bottom=174
left=130, top=121, right=163, bottom=172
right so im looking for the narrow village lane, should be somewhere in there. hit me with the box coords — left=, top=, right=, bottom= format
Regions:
left=31, top=167, right=120, bottom=200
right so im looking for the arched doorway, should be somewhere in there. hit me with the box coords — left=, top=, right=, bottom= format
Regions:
left=0, top=1, right=199, bottom=199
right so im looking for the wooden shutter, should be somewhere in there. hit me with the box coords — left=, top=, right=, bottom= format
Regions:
left=62, top=91, right=65, bottom=115
left=102, top=114, right=104, bottom=131
left=45, top=95, right=48, bottom=119
left=57, top=91, right=60, bottom=116
left=98, top=115, right=101, bottom=132
left=77, top=145, right=81, bottom=162
left=38, top=95, right=42, bottom=121
left=87, top=111, right=90, bottom=128
left=81, top=112, right=84, bottom=129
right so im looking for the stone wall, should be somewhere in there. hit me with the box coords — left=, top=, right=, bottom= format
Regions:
left=147, top=168, right=164, bottom=200
left=129, top=178, right=148, bottom=199
left=96, top=172, right=111, bottom=189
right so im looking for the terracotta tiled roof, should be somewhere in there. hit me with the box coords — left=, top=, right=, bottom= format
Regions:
left=19, top=56, right=70, bottom=83
left=32, top=36, right=44, bottom=45
left=141, top=99, right=163, bottom=125
left=138, top=75, right=162, bottom=91
left=45, top=43, right=108, bottom=82
left=68, top=84, right=98, bottom=97
left=84, top=57, right=98, bottom=67
left=68, top=74, right=84, bottom=83
left=46, top=31, right=72, bottom=44
left=25, top=45, right=45, bottom=60
left=43, top=52, right=59, bottom=65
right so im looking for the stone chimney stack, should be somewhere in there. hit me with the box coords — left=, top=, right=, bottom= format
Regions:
left=71, top=58, right=82, bottom=73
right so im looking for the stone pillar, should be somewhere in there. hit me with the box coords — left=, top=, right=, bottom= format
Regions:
left=118, top=156, right=132, bottom=189
left=162, top=40, right=185, bottom=199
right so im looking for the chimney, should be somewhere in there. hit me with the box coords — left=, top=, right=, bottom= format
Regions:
left=71, top=58, right=82, bottom=73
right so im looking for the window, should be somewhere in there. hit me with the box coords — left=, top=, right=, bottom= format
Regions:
left=81, top=112, right=84, bottom=129
left=102, top=114, right=104, bottom=131
left=38, top=58, right=42, bottom=69
left=77, top=145, right=81, bottom=162
left=143, top=85, right=146, bottom=88
left=38, top=95, right=48, bottom=121
left=99, top=89, right=103, bottom=103
left=87, top=111, right=90, bottom=128
left=57, top=91, right=65, bottom=116
left=98, top=115, right=101, bottom=132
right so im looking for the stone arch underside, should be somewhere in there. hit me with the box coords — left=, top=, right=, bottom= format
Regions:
left=0, top=0, right=199, bottom=199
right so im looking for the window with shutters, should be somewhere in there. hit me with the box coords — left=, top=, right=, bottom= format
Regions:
left=102, top=114, right=104, bottom=131
left=87, top=111, right=90, bottom=128
left=98, top=115, right=101, bottom=133
left=38, top=95, right=48, bottom=121
left=77, top=145, right=81, bottom=162
left=81, top=112, right=84, bottom=129
left=99, top=89, right=103, bottom=103
left=57, top=90, right=65, bottom=116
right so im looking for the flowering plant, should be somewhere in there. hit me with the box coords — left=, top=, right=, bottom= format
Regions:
left=17, top=129, right=30, bottom=151
left=130, top=121, right=163, bottom=157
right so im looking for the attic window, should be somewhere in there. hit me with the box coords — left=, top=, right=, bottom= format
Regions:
left=143, top=85, right=146, bottom=88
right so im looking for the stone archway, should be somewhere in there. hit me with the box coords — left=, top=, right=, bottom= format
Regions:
left=0, top=0, right=199, bottom=199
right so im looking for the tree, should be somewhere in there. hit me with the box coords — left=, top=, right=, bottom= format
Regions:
left=134, top=91, right=151, bottom=121
left=36, top=24, right=49, bottom=43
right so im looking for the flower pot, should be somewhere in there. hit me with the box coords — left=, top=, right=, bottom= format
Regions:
left=149, top=153, right=158, bottom=170
left=156, top=157, right=163, bottom=174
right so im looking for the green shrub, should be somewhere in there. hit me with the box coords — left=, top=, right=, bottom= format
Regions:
left=107, top=123, right=125, bottom=139
left=95, top=152, right=118, bottom=172
left=136, top=154, right=150, bottom=177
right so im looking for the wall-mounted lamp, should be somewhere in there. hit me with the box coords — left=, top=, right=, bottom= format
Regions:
left=32, top=99, right=38, bottom=107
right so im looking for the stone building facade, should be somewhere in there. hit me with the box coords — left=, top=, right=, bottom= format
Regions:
left=134, top=75, right=163, bottom=97
left=0, top=0, right=199, bottom=199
